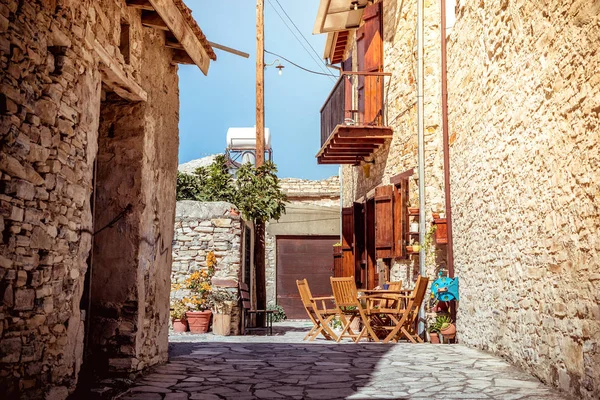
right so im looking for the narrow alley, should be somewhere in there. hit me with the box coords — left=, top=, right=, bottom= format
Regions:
left=117, top=322, right=569, bottom=400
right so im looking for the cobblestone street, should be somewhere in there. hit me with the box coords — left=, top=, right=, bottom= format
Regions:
left=117, top=322, right=569, bottom=400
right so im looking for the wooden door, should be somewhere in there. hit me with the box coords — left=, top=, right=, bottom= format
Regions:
left=276, top=236, right=339, bottom=319
left=365, top=197, right=377, bottom=289
left=341, top=207, right=354, bottom=278
left=356, top=2, right=383, bottom=125
left=353, top=202, right=366, bottom=287
left=394, top=179, right=409, bottom=259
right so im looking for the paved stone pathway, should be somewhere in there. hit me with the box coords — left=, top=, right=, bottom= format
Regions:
left=118, top=322, right=569, bottom=400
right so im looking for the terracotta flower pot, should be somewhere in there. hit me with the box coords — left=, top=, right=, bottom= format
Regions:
left=172, top=318, right=189, bottom=333
left=429, top=332, right=440, bottom=344
left=440, top=323, right=456, bottom=339
left=186, top=310, right=212, bottom=333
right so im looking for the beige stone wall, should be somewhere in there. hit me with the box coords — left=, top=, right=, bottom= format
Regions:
left=448, top=1, right=600, bottom=399
left=341, top=0, right=447, bottom=285
left=171, top=201, right=243, bottom=335
left=0, top=0, right=186, bottom=397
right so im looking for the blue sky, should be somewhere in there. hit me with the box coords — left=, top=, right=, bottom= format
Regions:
left=178, top=1, right=339, bottom=180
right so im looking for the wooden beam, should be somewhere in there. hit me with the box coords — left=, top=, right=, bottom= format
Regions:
left=171, top=50, right=194, bottom=65
left=165, top=39, right=184, bottom=50
left=209, top=41, right=250, bottom=59
left=126, top=0, right=154, bottom=11
left=142, top=11, right=169, bottom=30
left=390, top=169, right=415, bottom=185
left=147, top=0, right=211, bottom=75
left=91, top=39, right=147, bottom=102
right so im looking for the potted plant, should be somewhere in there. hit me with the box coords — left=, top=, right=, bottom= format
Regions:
left=170, top=299, right=189, bottom=333
left=209, top=289, right=237, bottom=336
left=427, top=319, right=441, bottom=344
left=184, top=251, right=217, bottom=333
left=438, top=315, right=456, bottom=339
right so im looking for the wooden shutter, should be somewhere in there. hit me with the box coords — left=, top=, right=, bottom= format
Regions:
left=341, top=207, right=355, bottom=278
left=375, top=185, right=394, bottom=259
left=393, top=179, right=409, bottom=259
left=353, top=202, right=366, bottom=286
left=365, top=197, right=377, bottom=289
left=356, top=2, right=383, bottom=125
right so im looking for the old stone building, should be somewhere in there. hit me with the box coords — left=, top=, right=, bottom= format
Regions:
left=314, top=0, right=599, bottom=399
left=0, top=0, right=215, bottom=398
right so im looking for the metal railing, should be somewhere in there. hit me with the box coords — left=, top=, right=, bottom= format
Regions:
left=320, top=71, right=390, bottom=147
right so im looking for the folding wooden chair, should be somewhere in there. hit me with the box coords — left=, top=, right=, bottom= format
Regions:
left=296, top=279, right=338, bottom=341
left=330, top=276, right=380, bottom=343
left=372, top=276, right=429, bottom=344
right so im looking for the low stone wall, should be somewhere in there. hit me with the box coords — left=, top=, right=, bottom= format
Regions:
left=171, top=201, right=243, bottom=335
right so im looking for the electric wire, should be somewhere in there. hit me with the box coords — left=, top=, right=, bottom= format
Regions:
left=265, top=0, right=337, bottom=82
left=265, top=50, right=337, bottom=77
left=272, top=0, right=331, bottom=76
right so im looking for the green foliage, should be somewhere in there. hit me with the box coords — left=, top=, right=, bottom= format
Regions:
left=268, top=303, right=287, bottom=322
left=176, top=172, right=203, bottom=201
left=175, top=157, right=287, bottom=224
left=235, top=161, right=287, bottom=223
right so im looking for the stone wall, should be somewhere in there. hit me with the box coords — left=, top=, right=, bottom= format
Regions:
left=0, top=0, right=194, bottom=397
left=448, top=1, right=600, bottom=399
left=341, top=0, right=447, bottom=286
left=265, top=177, right=340, bottom=306
left=171, top=201, right=243, bottom=335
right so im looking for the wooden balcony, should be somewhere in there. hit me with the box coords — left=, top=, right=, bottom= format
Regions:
left=317, top=72, right=393, bottom=165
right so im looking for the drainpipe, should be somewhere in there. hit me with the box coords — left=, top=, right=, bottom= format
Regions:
left=417, top=0, right=426, bottom=334
left=441, top=0, right=454, bottom=278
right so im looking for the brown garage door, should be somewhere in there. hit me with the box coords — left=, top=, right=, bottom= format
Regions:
left=276, top=236, right=338, bottom=319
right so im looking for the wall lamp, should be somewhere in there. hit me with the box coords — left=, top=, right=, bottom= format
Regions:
left=265, top=59, right=285, bottom=76
left=361, top=158, right=375, bottom=178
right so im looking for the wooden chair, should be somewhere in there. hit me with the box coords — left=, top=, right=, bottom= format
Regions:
left=296, top=279, right=338, bottom=341
left=376, top=275, right=429, bottom=344
left=239, top=282, right=273, bottom=335
left=330, top=276, right=380, bottom=343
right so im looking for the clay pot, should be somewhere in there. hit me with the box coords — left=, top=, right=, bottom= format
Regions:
left=172, top=318, right=189, bottom=333
left=186, top=310, right=212, bottom=333
left=429, top=332, right=441, bottom=344
left=440, top=323, right=456, bottom=339
left=230, top=208, right=240, bottom=216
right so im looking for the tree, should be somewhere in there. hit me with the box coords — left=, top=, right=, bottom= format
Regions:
left=234, top=161, right=287, bottom=223
left=175, top=157, right=287, bottom=222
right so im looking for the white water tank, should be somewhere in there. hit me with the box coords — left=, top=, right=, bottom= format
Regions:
left=226, top=127, right=271, bottom=151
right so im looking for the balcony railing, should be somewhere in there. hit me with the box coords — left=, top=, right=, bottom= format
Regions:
left=320, top=72, right=389, bottom=147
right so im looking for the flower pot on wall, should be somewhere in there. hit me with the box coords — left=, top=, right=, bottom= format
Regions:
left=213, top=313, right=231, bottom=336
left=172, top=318, right=189, bottom=333
left=429, top=332, right=440, bottom=344
left=186, top=310, right=212, bottom=333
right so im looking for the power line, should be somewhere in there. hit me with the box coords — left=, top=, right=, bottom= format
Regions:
left=265, top=0, right=336, bottom=82
left=272, top=0, right=329, bottom=74
left=265, top=50, right=337, bottom=77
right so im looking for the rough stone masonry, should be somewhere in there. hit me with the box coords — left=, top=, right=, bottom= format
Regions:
left=0, top=0, right=213, bottom=398
left=448, top=1, right=600, bottom=399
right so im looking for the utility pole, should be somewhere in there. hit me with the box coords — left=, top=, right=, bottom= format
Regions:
left=254, top=0, right=266, bottom=326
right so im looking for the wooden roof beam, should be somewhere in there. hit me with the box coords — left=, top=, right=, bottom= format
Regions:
left=141, top=11, right=169, bottom=30
left=126, top=0, right=154, bottom=11
left=147, top=0, right=211, bottom=75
